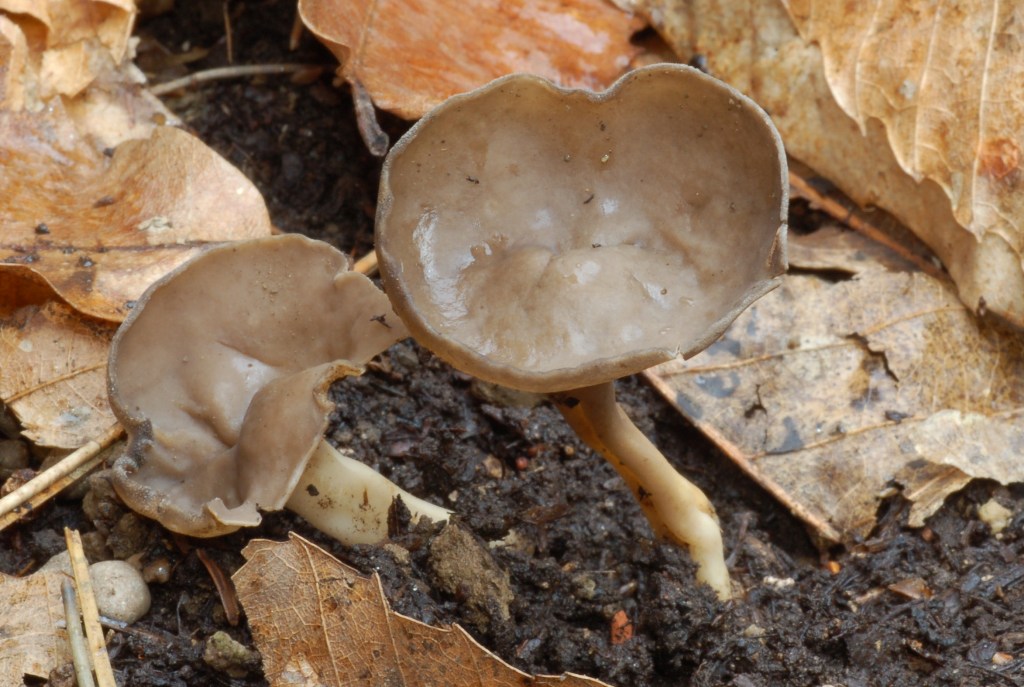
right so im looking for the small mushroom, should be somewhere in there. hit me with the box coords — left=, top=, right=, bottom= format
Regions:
left=108, top=235, right=450, bottom=542
left=375, top=64, right=788, bottom=598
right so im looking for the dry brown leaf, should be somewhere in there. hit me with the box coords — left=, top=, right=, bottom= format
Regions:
left=0, top=0, right=136, bottom=106
left=646, top=231, right=1024, bottom=543
left=0, top=104, right=273, bottom=321
left=235, top=534, right=613, bottom=687
left=299, top=0, right=643, bottom=120
left=0, top=568, right=70, bottom=683
left=629, top=0, right=1024, bottom=326
left=0, top=288, right=116, bottom=448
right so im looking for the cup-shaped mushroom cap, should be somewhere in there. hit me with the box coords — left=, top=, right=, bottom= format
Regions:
left=376, top=64, right=787, bottom=393
left=108, top=235, right=408, bottom=537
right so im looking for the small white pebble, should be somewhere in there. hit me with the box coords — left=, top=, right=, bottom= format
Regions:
left=90, top=560, right=151, bottom=623
left=762, top=575, right=795, bottom=590
left=978, top=498, right=1014, bottom=534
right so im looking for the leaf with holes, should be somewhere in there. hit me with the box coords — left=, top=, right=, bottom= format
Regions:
left=646, top=231, right=1024, bottom=542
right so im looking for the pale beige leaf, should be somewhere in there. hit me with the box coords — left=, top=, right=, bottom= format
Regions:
left=0, top=0, right=136, bottom=104
left=0, top=15, right=27, bottom=108
left=0, top=568, right=70, bottom=683
left=299, top=0, right=643, bottom=120
left=630, top=0, right=1024, bottom=326
left=783, top=1, right=1023, bottom=233
left=0, top=104, right=272, bottom=322
left=235, top=534, right=612, bottom=687
left=0, top=296, right=115, bottom=448
left=647, top=232, right=1024, bottom=542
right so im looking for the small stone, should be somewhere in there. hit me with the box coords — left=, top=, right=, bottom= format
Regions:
left=763, top=575, right=795, bottom=590
left=203, top=631, right=261, bottom=678
left=571, top=573, right=597, bottom=600
left=90, top=560, right=151, bottom=623
left=978, top=498, right=1014, bottom=535
left=481, top=454, right=505, bottom=479
left=742, top=623, right=767, bottom=638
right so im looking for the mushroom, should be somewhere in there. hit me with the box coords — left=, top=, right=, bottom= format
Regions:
left=108, top=234, right=450, bottom=543
left=375, top=64, right=787, bottom=599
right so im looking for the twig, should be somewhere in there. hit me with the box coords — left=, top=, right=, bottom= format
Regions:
left=62, top=578, right=97, bottom=687
left=196, top=548, right=241, bottom=626
left=149, top=64, right=323, bottom=96
left=223, top=1, right=234, bottom=65
left=788, top=170, right=947, bottom=281
left=289, top=6, right=305, bottom=51
left=65, top=528, right=117, bottom=687
left=351, top=78, right=389, bottom=156
left=0, top=423, right=123, bottom=531
left=353, top=250, right=378, bottom=276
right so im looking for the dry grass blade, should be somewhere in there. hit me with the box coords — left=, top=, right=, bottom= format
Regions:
left=61, top=579, right=96, bottom=687
left=64, top=529, right=116, bottom=687
left=0, top=424, right=123, bottom=532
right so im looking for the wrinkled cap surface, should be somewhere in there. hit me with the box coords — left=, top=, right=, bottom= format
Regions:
left=376, top=64, right=788, bottom=393
left=108, top=235, right=408, bottom=537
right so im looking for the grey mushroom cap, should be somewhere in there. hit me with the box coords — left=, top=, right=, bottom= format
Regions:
left=108, top=234, right=408, bottom=537
left=375, top=64, right=788, bottom=394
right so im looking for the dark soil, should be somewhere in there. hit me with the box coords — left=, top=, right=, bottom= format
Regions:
left=4, top=2, right=1024, bottom=686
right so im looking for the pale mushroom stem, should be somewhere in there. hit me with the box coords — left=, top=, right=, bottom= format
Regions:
left=285, top=439, right=452, bottom=545
left=553, top=382, right=732, bottom=600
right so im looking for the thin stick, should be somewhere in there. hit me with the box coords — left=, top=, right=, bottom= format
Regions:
left=65, top=529, right=118, bottom=687
left=788, top=171, right=946, bottom=281
left=196, top=548, right=241, bottom=626
left=62, top=578, right=97, bottom=687
left=289, top=6, right=305, bottom=51
left=353, top=250, right=378, bottom=276
left=223, top=0, right=234, bottom=65
left=150, top=64, right=323, bottom=96
left=0, top=423, right=123, bottom=531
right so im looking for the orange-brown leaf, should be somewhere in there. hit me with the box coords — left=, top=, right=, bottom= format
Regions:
left=0, top=106, right=272, bottom=322
left=235, top=534, right=613, bottom=687
left=299, top=0, right=643, bottom=119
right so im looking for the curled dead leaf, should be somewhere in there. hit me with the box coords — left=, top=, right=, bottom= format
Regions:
left=647, top=231, right=1024, bottom=542
left=0, top=0, right=136, bottom=107
left=0, top=105, right=272, bottom=321
left=235, top=534, right=614, bottom=687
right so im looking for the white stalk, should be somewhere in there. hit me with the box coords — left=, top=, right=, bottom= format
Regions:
left=286, top=439, right=451, bottom=544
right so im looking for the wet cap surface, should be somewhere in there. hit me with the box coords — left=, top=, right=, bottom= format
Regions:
left=376, top=64, right=787, bottom=392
